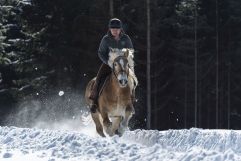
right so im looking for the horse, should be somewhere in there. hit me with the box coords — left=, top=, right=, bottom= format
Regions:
left=85, top=48, right=138, bottom=137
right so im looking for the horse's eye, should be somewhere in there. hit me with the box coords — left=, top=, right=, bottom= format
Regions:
left=114, top=62, right=117, bottom=67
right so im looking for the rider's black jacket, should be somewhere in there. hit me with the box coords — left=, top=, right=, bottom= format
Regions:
left=98, top=31, right=133, bottom=64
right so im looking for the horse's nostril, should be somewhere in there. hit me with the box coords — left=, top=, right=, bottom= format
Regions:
left=119, top=79, right=128, bottom=86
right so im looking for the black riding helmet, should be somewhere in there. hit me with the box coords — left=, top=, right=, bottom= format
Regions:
left=108, top=18, right=122, bottom=29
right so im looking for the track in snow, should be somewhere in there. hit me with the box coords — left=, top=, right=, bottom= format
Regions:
left=1, top=115, right=241, bottom=161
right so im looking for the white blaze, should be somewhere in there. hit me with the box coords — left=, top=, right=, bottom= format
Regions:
left=119, top=59, right=125, bottom=70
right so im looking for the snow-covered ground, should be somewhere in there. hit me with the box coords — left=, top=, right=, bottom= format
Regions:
left=1, top=118, right=241, bottom=161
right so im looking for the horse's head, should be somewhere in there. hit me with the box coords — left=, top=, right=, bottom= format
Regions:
left=108, top=48, right=134, bottom=88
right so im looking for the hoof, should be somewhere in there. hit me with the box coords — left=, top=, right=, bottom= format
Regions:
left=115, top=130, right=123, bottom=137
left=117, top=124, right=125, bottom=137
left=104, top=122, right=113, bottom=136
left=98, top=132, right=106, bottom=137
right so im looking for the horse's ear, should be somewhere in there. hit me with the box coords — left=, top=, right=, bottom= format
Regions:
left=124, top=49, right=129, bottom=58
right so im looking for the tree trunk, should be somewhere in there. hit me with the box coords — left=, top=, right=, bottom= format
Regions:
left=146, top=0, right=151, bottom=129
left=215, top=0, right=219, bottom=129
left=184, top=73, right=188, bottom=128
left=228, top=63, right=230, bottom=129
left=227, top=29, right=231, bottom=129
left=109, top=0, right=114, bottom=17
left=194, top=0, right=198, bottom=127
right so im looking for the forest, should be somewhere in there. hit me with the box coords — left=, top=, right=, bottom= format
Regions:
left=0, top=0, right=241, bottom=130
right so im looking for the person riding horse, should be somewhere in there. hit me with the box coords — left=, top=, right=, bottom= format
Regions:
left=89, top=18, right=134, bottom=113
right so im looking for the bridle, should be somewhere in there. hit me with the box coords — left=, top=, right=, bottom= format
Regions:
left=112, top=56, right=130, bottom=80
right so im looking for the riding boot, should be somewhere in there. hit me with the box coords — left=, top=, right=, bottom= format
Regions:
left=89, top=63, right=112, bottom=113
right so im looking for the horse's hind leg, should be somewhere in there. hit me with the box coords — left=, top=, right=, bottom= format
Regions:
left=91, top=112, right=105, bottom=137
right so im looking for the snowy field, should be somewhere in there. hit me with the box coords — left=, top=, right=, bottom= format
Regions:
left=1, top=119, right=241, bottom=161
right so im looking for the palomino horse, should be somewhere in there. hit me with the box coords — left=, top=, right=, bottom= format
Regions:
left=85, top=48, right=138, bottom=137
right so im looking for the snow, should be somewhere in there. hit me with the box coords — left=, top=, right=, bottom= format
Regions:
left=59, top=91, right=65, bottom=96
left=18, top=0, right=31, bottom=5
left=1, top=123, right=241, bottom=161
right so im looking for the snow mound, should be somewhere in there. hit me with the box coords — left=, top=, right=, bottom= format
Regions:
left=1, top=126, right=241, bottom=161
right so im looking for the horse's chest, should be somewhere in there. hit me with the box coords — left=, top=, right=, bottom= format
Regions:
left=108, top=104, right=126, bottom=117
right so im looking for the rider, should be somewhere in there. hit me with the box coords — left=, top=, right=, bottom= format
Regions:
left=89, top=18, right=134, bottom=113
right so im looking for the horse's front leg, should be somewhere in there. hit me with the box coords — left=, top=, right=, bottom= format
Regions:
left=91, top=111, right=105, bottom=137
left=118, top=104, right=134, bottom=136
left=111, top=116, right=122, bottom=136
left=101, top=110, right=113, bottom=136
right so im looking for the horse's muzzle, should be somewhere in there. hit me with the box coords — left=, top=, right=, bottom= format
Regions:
left=119, top=79, right=128, bottom=87
left=117, top=73, right=128, bottom=87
